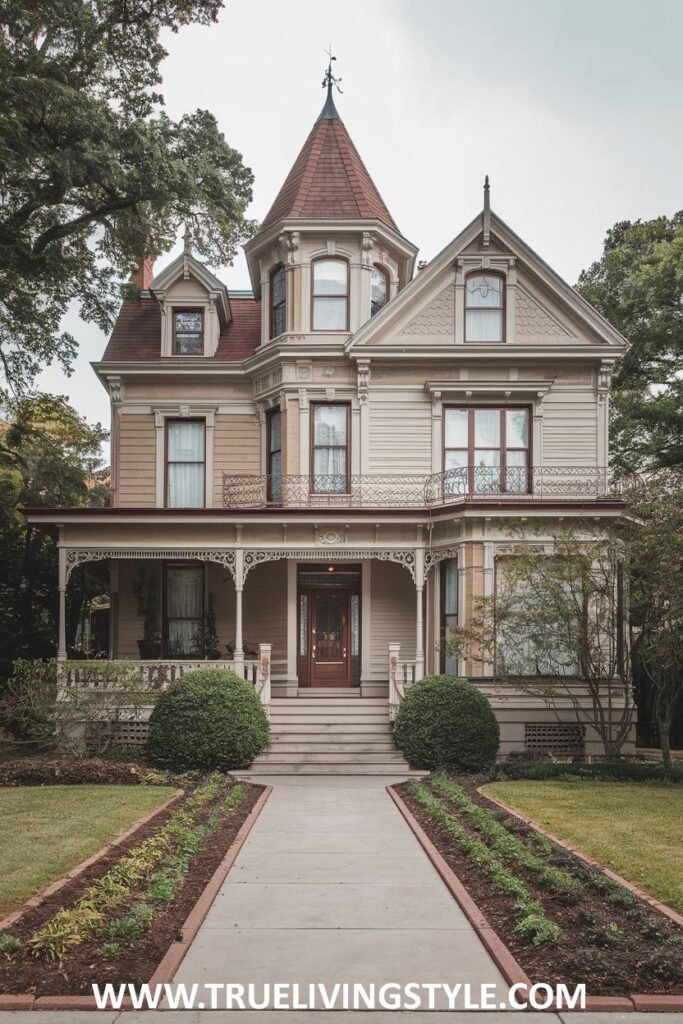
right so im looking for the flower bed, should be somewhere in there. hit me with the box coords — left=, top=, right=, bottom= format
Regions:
left=0, top=757, right=195, bottom=788
left=393, top=775, right=683, bottom=997
left=0, top=775, right=263, bottom=996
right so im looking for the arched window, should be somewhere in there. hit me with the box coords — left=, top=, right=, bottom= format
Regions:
left=270, top=263, right=286, bottom=339
left=312, top=258, right=349, bottom=330
left=465, top=273, right=504, bottom=342
left=370, top=264, right=389, bottom=317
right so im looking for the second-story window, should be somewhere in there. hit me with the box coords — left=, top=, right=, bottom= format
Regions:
left=167, top=420, right=205, bottom=507
left=312, top=258, right=348, bottom=330
left=267, top=407, right=282, bottom=504
left=270, top=264, right=286, bottom=338
left=444, top=407, right=530, bottom=495
left=173, top=309, right=204, bottom=355
left=312, top=404, right=349, bottom=493
left=371, top=264, right=389, bottom=317
left=465, top=273, right=504, bottom=342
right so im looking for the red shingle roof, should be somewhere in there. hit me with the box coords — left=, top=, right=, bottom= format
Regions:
left=261, top=111, right=398, bottom=232
left=101, top=296, right=261, bottom=362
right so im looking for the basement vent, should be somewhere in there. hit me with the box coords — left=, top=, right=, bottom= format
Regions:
left=524, top=723, right=585, bottom=757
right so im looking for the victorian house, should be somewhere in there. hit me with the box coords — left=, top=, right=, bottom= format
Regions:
left=28, top=77, right=632, bottom=772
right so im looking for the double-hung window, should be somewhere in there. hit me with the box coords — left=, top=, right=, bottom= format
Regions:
left=166, top=420, right=205, bottom=507
left=270, top=264, right=286, bottom=338
left=370, top=264, right=389, bottom=317
left=165, top=564, right=204, bottom=658
left=312, top=258, right=349, bottom=330
left=440, top=558, right=458, bottom=675
left=465, top=273, right=504, bottom=342
left=267, top=407, right=282, bottom=504
left=173, top=309, right=204, bottom=354
left=444, top=407, right=530, bottom=495
left=311, top=404, right=349, bottom=493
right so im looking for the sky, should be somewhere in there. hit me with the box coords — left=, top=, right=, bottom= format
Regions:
left=38, top=0, right=683, bottom=440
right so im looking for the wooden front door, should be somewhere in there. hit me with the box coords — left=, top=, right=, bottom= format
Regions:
left=310, top=589, right=350, bottom=686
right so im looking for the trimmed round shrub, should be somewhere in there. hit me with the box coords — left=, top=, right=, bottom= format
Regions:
left=145, top=668, right=269, bottom=772
left=394, top=675, right=499, bottom=772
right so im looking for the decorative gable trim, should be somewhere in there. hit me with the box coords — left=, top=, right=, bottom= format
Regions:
left=149, top=252, right=231, bottom=326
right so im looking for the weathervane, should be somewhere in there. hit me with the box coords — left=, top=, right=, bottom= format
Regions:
left=322, top=46, right=343, bottom=95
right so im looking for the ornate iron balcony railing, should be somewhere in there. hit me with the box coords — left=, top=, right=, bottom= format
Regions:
left=222, top=467, right=623, bottom=510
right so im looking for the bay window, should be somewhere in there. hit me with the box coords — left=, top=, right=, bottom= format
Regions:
left=166, top=420, right=205, bottom=507
left=311, top=403, right=349, bottom=493
left=440, top=558, right=458, bottom=675
left=312, top=258, right=349, bottom=330
left=165, top=564, right=204, bottom=658
left=444, top=407, right=530, bottom=494
left=465, top=273, right=504, bottom=342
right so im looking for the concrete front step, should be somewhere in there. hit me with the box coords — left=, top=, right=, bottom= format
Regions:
left=272, top=697, right=387, bottom=706
left=269, top=723, right=394, bottom=735
left=239, top=763, right=423, bottom=776
left=254, top=751, right=409, bottom=764
left=268, top=741, right=398, bottom=753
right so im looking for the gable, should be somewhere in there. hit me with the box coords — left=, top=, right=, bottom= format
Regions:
left=347, top=211, right=628, bottom=352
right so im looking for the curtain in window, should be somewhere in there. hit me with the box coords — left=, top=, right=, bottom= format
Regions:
left=313, top=405, right=348, bottom=492
left=465, top=274, right=503, bottom=341
left=166, top=566, right=203, bottom=658
left=168, top=421, right=205, bottom=507
left=442, top=559, right=458, bottom=675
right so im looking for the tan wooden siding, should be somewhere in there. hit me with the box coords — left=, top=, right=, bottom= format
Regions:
left=243, top=561, right=287, bottom=664
left=542, top=390, right=598, bottom=466
left=368, top=390, right=432, bottom=475
left=369, top=560, right=416, bottom=679
left=117, top=414, right=156, bottom=507
left=214, top=413, right=261, bottom=505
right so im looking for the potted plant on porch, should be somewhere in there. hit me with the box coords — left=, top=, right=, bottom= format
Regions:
left=133, top=566, right=161, bottom=659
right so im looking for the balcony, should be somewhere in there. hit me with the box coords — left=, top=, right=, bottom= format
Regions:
left=222, top=467, right=623, bottom=510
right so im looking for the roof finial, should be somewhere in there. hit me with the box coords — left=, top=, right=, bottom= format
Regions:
left=482, top=175, right=491, bottom=248
left=318, top=46, right=343, bottom=121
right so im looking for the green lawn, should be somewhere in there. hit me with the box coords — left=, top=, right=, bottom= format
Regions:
left=0, top=785, right=179, bottom=916
left=481, top=780, right=683, bottom=913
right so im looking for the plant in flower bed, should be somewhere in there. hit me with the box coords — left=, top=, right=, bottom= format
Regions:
left=0, top=773, right=263, bottom=996
left=396, top=775, right=683, bottom=995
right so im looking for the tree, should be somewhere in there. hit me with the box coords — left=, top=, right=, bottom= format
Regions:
left=576, top=214, right=683, bottom=473
left=0, top=0, right=255, bottom=395
left=623, top=471, right=683, bottom=767
left=0, top=393, right=108, bottom=680
left=445, top=525, right=636, bottom=760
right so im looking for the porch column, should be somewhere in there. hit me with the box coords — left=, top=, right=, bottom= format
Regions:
left=234, top=549, right=244, bottom=669
left=415, top=548, right=425, bottom=682
left=57, top=544, right=67, bottom=662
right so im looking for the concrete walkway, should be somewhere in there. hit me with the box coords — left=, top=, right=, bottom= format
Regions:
left=172, top=775, right=508, bottom=1011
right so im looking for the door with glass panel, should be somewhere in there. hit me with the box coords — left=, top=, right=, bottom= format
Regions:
left=443, top=407, right=530, bottom=497
left=310, top=590, right=350, bottom=685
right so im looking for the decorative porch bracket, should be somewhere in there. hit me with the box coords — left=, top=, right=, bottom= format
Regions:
left=241, top=548, right=418, bottom=583
left=63, top=548, right=238, bottom=584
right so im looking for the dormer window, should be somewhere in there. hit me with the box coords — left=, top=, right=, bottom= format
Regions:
left=465, top=273, right=504, bottom=342
left=270, top=264, right=286, bottom=339
left=312, top=258, right=349, bottom=330
left=371, top=264, right=389, bottom=317
left=173, top=309, right=204, bottom=355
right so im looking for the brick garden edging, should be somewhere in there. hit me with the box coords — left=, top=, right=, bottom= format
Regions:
left=388, top=784, right=683, bottom=1013
left=0, top=789, right=184, bottom=933
left=481, top=788, right=683, bottom=931
left=0, top=783, right=272, bottom=1012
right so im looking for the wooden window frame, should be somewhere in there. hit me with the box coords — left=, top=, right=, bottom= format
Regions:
left=269, top=263, right=287, bottom=340
left=266, top=406, right=282, bottom=504
left=442, top=405, right=531, bottom=495
left=165, top=418, right=206, bottom=508
left=162, top=561, right=205, bottom=660
left=172, top=307, right=205, bottom=356
left=311, top=256, right=350, bottom=332
left=370, top=263, right=390, bottom=317
left=464, top=271, right=506, bottom=343
left=439, top=558, right=458, bottom=673
left=310, top=402, right=350, bottom=494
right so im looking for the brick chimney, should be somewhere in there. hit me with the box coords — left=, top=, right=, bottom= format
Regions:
left=131, top=257, right=155, bottom=290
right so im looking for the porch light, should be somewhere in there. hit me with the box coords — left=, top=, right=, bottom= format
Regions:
left=327, top=565, right=335, bottom=573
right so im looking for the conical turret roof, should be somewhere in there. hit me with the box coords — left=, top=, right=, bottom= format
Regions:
left=261, top=87, right=399, bottom=232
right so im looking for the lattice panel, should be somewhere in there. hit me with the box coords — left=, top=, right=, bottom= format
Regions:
left=524, top=723, right=585, bottom=757
left=87, top=719, right=150, bottom=751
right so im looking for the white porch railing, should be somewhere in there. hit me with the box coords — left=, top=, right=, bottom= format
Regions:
left=60, top=644, right=272, bottom=718
left=388, top=642, right=417, bottom=721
